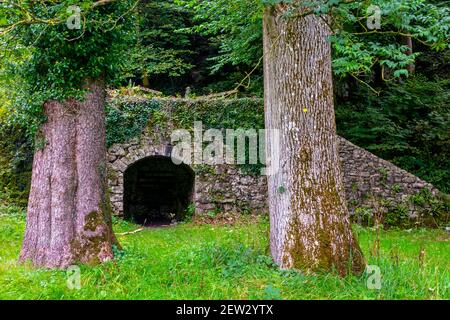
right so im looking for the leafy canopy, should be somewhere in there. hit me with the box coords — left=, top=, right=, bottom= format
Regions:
left=0, top=0, right=138, bottom=136
left=179, top=0, right=449, bottom=82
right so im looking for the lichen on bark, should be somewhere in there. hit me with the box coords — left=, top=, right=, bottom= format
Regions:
left=263, top=3, right=365, bottom=276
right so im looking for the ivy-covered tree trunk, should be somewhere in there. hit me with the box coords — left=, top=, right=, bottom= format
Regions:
left=263, top=5, right=365, bottom=276
left=20, top=79, right=119, bottom=269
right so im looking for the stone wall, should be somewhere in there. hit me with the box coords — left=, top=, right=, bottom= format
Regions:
left=191, top=137, right=439, bottom=216
left=107, top=128, right=439, bottom=219
left=194, top=165, right=268, bottom=214
left=338, top=137, right=439, bottom=217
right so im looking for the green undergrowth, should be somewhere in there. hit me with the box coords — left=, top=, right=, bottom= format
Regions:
left=0, top=205, right=448, bottom=300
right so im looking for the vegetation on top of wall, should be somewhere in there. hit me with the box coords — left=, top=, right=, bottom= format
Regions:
left=106, top=97, right=163, bottom=148
left=106, top=95, right=265, bottom=175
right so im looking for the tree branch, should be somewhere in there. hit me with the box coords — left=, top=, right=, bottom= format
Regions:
left=92, top=0, right=116, bottom=8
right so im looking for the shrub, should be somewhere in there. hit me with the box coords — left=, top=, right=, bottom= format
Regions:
left=0, top=124, right=32, bottom=207
left=336, top=75, right=450, bottom=193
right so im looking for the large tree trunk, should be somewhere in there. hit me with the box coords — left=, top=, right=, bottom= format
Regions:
left=263, top=5, right=365, bottom=276
left=20, top=79, right=119, bottom=269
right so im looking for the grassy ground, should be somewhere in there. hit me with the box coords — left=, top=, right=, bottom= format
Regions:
left=0, top=205, right=448, bottom=300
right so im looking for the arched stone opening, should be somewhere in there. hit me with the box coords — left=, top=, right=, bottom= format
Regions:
left=123, top=156, right=195, bottom=226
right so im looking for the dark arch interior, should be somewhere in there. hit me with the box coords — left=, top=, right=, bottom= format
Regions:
left=124, top=156, right=195, bottom=226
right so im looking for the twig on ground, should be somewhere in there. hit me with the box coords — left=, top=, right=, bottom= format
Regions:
left=117, top=227, right=145, bottom=236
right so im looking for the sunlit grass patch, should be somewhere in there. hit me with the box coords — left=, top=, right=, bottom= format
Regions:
left=0, top=206, right=448, bottom=300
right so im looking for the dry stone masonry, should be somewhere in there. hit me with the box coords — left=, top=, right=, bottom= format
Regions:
left=107, top=99, right=440, bottom=220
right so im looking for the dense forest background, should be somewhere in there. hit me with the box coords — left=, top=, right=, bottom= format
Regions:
left=0, top=0, right=449, bottom=207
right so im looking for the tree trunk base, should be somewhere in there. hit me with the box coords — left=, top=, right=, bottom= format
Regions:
left=20, top=79, right=119, bottom=269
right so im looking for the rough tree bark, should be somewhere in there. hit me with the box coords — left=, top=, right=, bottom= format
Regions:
left=263, top=4, right=365, bottom=276
left=20, top=79, right=119, bottom=269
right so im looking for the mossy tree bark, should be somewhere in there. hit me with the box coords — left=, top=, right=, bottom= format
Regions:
left=263, top=4, right=365, bottom=276
left=20, top=79, right=119, bottom=269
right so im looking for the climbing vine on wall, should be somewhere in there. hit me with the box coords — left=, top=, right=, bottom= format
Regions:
left=106, top=96, right=265, bottom=175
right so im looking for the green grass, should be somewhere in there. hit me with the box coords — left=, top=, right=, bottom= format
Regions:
left=0, top=205, right=448, bottom=300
